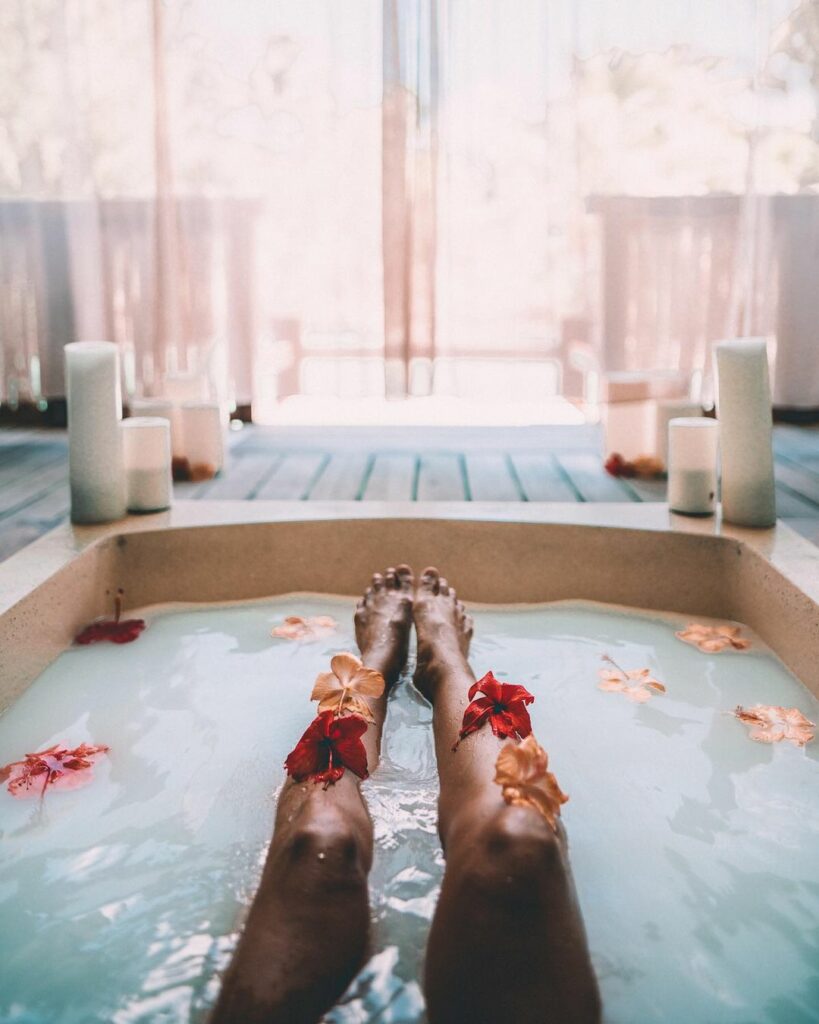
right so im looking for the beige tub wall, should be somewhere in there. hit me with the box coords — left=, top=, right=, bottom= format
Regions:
left=1, top=502, right=818, bottom=712
left=725, top=541, right=819, bottom=698
left=0, top=536, right=123, bottom=711
left=115, top=519, right=738, bottom=615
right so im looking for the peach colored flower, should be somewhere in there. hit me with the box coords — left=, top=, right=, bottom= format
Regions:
left=734, top=705, right=815, bottom=747
left=494, top=734, right=568, bottom=831
left=676, top=623, right=750, bottom=653
left=598, top=655, right=666, bottom=703
left=271, top=615, right=337, bottom=641
left=311, top=652, right=385, bottom=722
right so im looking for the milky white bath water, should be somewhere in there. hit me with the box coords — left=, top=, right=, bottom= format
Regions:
left=0, top=597, right=816, bottom=1023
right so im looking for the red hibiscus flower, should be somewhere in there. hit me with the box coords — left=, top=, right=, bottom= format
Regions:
left=284, top=710, right=369, bottom=787
left=75, top=590, right=145, bottom=645
left=453, top=671, right=534, bottom=750
left=1, top=743, right=109, bottom=800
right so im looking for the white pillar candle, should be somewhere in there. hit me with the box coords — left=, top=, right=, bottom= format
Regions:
left=129, top=398, right=182, bottom=458
left=667, top=418, right=719, bottom=516
left=122, top=417, right=172, bottom=513
left=602, top=400, right=657, bottom=461
left=179, top=401, right=225, bottom=479
left=715, top=338, right=776, bottom=528
left=65, top=341, right=126, bottom=524
left=655, top=400, right=703, bottom=469
left=163, top=372, right=209, bottom=403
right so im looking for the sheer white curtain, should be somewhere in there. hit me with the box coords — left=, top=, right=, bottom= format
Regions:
left=1, top=0, right=817, bottom=415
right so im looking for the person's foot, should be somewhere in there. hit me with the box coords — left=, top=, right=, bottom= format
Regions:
left=354, top=564, right=415, bottom=685
left=413, top=566, right=473, bottom=702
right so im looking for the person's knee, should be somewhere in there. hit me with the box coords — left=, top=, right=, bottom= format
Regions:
left=282, top=806, right=370, bottom=889
left=470, top=805, right=563, bottom=905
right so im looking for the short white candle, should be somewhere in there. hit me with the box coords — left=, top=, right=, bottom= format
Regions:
left=655, top=400, right=703, bottom=468
left=179, top=401, right=225, bottom=479
left=122, top=417, right=172, bottom=513
left=667, top=418, right=719, bottom=516
left=715, top=338, right=776, bottom=528
left=129, top=398, right=182, bottom=458
left=65, top=341, right=126, bottom=524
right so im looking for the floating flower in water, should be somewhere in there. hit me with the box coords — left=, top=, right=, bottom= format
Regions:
left=1, top=743, right=109, bottom=800
left=494, top=734, right=568, bottom=831
left=284, top=710, right=369, bottom=787
left=604, top=453, right=665, bottom=479
left=453, top=671, right=534, bottom=751
left=676, top=623, right=750, bottom=653
left=311, top=653, right=385, bottom=722
left=271, top=615, right=338, bottom=641
left=598, top=655, right=666, bottom=703
left=75, top=590, right=145, bottom=645
left=734, top=705, right=815, bottom=747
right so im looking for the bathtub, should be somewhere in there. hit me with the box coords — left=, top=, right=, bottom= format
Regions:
left=1, top=500, right=819, bottom=709
left=2, top=500, right=819, bottom=1024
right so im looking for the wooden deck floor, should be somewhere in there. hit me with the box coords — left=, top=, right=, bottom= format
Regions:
left=2, top=423, right=819, bottom=563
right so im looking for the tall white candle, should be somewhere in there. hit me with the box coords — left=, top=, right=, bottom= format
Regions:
left=179, top=401, right=225, bottom=479
left=667, top=418, right=719, bottom=516
left=715, top=338, right=776, bottom=528
left=65, top=341, right=126, bottom=524
left=122, top=417, right=172, bottom=513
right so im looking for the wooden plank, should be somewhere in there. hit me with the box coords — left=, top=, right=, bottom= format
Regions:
left=464, top=454, right=521, bottom=501
left=554, top=452, right=636, bottom=502
left=18, top=482, right=70, bottom=520
left=774, top=486, right=819, bottom=518
left=783, top=518, right=819, bottom=546
left=0, top=442, right=66, bottom=491
left=510, top=453, right=579, bottom=502
left=0, top=483, right=70, bottom=561
left=772, top=425, right=819, bottom=458
left=254, top=453, right=327, bottom=500
left=234, top=423, right=601, bottom=455
left=417, top=454, right=465, bottom=501
left=308, top=453, right=370, bottom=500
left=0, top=459, right=68, bottom=516
left=773, top=459, right=819, bottom=508
left=361, top=454, right=417, bottom=501
left=195, top=454, right=281, bottom=500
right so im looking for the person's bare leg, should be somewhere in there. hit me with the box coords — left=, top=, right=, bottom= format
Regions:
left=211, top=565, right=414, bottom=1024
left=414, top=568, right=601, bottom=1024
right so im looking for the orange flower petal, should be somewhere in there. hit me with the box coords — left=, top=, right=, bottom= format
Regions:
left=330, top=652, right=364, bottom=684
left=676, top=623, right=750, bottom=653
left=310, top=652, right=385, bottom=720
left=735, top=704, right=815, bottom=747
left=598, top=661, right=665, bottom=702
left=494, top=735, right=568, bottom=831
left=351, top=667, right=386, bottom=698
left=310, top=672, right=338, bottom=702
left=271, top=615, right=337, bottom=641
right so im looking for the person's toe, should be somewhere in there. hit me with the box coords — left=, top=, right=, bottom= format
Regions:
left=385, top=566, right=398, bottom=589
left=396, top=564, right=414, bottom=592
left=371, top=572, right=384, bottom=592
left=438, top=576, right=450, bottom=596
left=420, top=566, right=440, bottom=594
